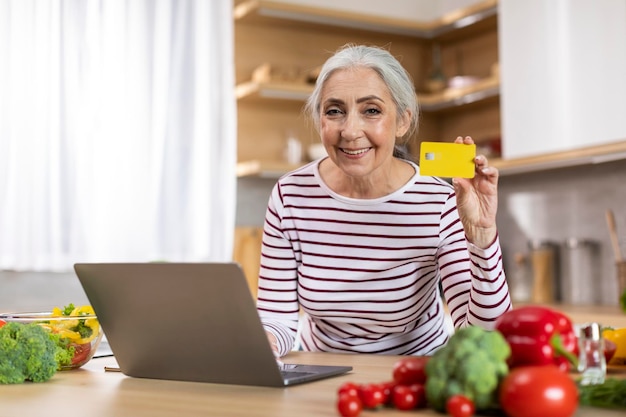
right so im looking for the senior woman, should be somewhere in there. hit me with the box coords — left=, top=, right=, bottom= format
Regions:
left=257, top=44, right=511, bottom=358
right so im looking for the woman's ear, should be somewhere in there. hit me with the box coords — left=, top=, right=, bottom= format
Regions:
left=396, top=109, right=412, bottom=138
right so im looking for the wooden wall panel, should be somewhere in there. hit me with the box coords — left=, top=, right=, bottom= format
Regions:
left=237, top=101, right=315, bottom=163
left=437, top=99, right=501, bottom=144
left=235, top=23, right=427, bottom=85
left=439, top=27, right=499, bottom=79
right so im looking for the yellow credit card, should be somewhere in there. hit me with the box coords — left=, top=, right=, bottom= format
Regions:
left=419, top=142, right=476, bottom=178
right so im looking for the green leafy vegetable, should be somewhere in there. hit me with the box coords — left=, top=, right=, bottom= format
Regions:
left=578, top=378, right=626, bottom=409
left=61, top=303, right=76, bottom=316
left=48, top=332, right=76, bottom=369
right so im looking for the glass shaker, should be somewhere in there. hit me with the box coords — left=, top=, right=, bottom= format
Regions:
left=577, top=322, right=606, bottom=385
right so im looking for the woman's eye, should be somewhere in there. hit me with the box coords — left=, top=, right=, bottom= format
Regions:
left=365, top=108, right=381, bottom=115
left=324, top=108, right=342, bottom=116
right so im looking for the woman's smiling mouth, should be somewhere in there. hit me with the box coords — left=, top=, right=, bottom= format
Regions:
left=340, top=147, right=371, bottom=156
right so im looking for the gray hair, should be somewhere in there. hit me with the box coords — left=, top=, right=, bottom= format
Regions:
left=304, top=44, right=419, bottom=158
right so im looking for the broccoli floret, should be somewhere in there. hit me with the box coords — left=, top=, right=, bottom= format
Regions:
left=0, top=322, right=59, bottom=384
left=48, top=332, right=76, bottom=369
left=425, top=325, right=511, bottom=411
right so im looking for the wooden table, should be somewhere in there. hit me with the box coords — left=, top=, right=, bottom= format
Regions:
left=0, top=352, right=624, bottom=417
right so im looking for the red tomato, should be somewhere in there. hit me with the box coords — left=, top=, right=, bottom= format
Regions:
left=392, top=357, right=428, bottom=385
left=71, top=343, right=92, bottom=366
left=380, top=380, right=397, bottom=405
left=391, top=384, right=418, bottom=410
left=338, top=382, right=360, bottom=398
left=446, top=395, right=475, bottom=417
left=0, top=319, right=6, bottom=328
left=409, top=383, right=427, bottom=409
left=499, top=366, right=578, bottom=417
left=358, top=383, right=386, bottom=409
left=337, top=393, right=362, bottom=417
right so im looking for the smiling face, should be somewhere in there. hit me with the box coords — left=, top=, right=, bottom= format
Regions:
left=319, top=66, right=410, bottom=182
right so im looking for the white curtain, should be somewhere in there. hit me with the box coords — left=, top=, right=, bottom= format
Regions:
left=0, top=0, right=236, bottom=271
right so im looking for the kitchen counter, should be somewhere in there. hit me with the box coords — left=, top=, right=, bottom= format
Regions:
left=523, top=303, right=626, bottom=328
left=0, top=351, right=624, bottom=417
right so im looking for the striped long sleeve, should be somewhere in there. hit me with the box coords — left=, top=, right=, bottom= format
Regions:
left=256, top=160, right=511, bottom=357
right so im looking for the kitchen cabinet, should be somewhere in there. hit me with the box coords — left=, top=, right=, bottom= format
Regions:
left=499, top=0, right=626, bottom=161
left=234, top=0, right=501, bottom=177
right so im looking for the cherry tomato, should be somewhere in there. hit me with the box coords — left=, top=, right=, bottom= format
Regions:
left=358, top=383, right=386, bottom=409
left=446, top=394, right=475, bottom=417
left=338, top=382, right=360, bottom=398
left=380, top=380, right=397, bottom=405
left=409, top=383, right=427, bottom=409
left=392, top=384, right=418, bottom=410
left=337, top=392, right=362, bottom=417
left=392, top=357, right=428, bottom=385
left=70, top=343, right=92, bottom=366
left=0, top=319, right=6, bottom=328
left=499, top=365, right=578, bottom=417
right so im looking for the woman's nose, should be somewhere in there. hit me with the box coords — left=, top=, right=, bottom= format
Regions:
left=340, top=111, right=362, bottom=140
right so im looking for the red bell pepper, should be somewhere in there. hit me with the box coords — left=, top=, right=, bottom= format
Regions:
left=494, top=306, right=579, bottom=372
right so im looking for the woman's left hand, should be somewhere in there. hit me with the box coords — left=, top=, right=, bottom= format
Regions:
left=452, top=136, right=499, bottom=248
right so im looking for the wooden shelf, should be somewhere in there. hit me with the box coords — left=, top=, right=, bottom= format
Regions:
left=236, top=76, right=499, bottom=112
left=493, top=139, right=626, bottom=176
left=235, top=0, right=497, bottom=39
left=419, top=76, right=499, bottom=111
left=235, top=80, right=313, bottom=102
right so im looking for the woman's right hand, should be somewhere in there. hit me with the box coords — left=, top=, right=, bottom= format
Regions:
left=266, top=331, right=281, bottom=358
left=452, top=135, right=499, bottom=248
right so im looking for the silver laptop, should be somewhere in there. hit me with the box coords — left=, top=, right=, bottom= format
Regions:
left=73, top=262, right=352, bottom=387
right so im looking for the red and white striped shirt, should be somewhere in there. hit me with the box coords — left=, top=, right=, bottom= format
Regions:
left=257, top=160, right=511, bottom=357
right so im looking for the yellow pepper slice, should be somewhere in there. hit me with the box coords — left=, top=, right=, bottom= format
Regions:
left=603, top=327, right=626, bottom=365
left=49, top=304, right=100, bottom=344
left=76, top=317, right=100, bottom=344
left=71, top=305, right=100, bottom=343
left=56, top=328, right=83, bottom=341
